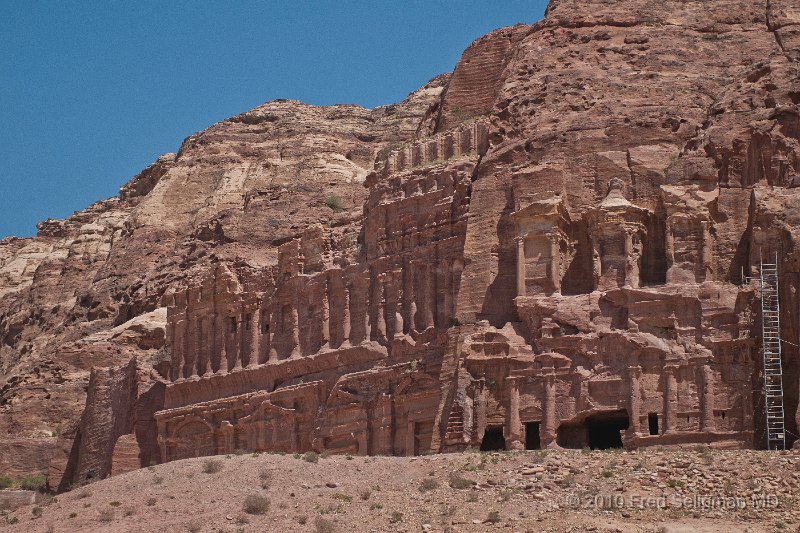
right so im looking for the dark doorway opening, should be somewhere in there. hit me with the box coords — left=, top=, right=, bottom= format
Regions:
left=480, top=426, right=506, bottom=451
left=525, top=422, right=541, bottom=450
left=586, top=411, right=629, bottom=450
left=648, top=413, right=659, bottom=436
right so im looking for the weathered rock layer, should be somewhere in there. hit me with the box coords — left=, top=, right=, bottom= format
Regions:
left=2, top=0, right=800, bottom=491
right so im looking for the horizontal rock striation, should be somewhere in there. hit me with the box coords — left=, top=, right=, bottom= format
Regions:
left=2, top=0, right=800, bottom=492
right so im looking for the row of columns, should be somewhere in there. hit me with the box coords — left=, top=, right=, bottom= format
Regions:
left=169, top=257, right=463, bottom=381
left=500, top=363, right=719, bottom=448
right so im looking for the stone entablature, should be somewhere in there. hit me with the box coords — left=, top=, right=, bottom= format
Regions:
left=375, top=120, right=489, bottom=177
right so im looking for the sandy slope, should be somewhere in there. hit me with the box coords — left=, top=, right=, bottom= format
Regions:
left=3, top=448, right=798, bottom=533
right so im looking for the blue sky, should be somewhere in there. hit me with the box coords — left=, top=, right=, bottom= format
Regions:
left=0, top=1, right=547, bottom=238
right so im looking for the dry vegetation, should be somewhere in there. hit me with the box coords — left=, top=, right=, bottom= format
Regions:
left=3, top=449, right=799, bottom=532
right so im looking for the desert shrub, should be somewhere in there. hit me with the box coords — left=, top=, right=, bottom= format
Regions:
left=448, top=472, right=473, bottom=489
left=0, top=476, right=13, bottom=489
left=419, top=478, right=439, bottom=492
left=389, top=511, right=403, bottom=523
left=298, top=515, right=308, bottom=525
left=332, top=493, right=352, bottom=503
left=359, top=489, right=371, bottom=501
left=98, top=509, right=114, bottom=522
left=302, top=451, right=319, bottom=463
left=20, top=474, right=46, bottom=491
left=153, top=475, right=164, bottom=485
left=370, top=502, right=383, bottom=510
left=325, top=195, right=344, bottom=213
left=259, top=469, right=272, bottom=490
left=320, top=449, right=332, bottom=459
left=31, top=506, right=42, bottom=518
left=69, top=512, right=77, bottom=518
left=500, top=489, right=515, bottom=502
left=243, top=494, right=270, bottom=515
left=486, top=510, right=501, bottom=524
left=202, top=459, right=223, bottom=474
left=109, top=501, right=121, bottom=507
left=146, top=497, right=157, bottom=506
left=314, top=516, right=335, bottom=533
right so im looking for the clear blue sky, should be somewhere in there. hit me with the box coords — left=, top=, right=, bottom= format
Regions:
left=0, top=1, right=547, bottom=238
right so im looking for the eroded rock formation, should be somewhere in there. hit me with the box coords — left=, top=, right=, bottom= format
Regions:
left=2, top=0, right=800, bottom=491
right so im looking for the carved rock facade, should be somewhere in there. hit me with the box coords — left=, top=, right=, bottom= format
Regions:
left=35, top=0, right=800, bottom=490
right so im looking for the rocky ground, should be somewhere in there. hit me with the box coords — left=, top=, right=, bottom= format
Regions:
left=2, top=448, right=798, bottom=533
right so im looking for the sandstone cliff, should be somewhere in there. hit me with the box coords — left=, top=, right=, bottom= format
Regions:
left=2, top=0, right=800, bottom=489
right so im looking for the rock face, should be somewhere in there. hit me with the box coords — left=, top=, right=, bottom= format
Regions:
left=1, top=0, right=800, bottom=491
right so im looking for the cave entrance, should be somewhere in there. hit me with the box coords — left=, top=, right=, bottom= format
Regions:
left=587, top=410, right=629, bottom=450
left=480, top=426, right=506, bottom=451
left=648, top=413, right=659, bottom=436
left=525, top=422, right=541, bottom=450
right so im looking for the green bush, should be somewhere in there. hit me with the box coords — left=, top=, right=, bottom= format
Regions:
left=419, top=478, right=439, bottom=492
left=243, top=494, right=270, bottom=515
left=302, top=451, right=319, bottom=463
left=0, top=475, right=13, bottom=489
left=202, top=459, right=223, bottom=474
left=325, top=195, right=344, bottom=213
left=447, top=472, right=473, bottom=490
left=20, top=474, right=46, bottom=491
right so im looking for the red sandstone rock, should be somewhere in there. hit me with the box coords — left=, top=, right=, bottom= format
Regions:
left=2, top=0, right=800, bottom=492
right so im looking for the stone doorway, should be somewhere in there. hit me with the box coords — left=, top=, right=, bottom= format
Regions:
left=525, top=422, right=541, bottom=450
left=648, top=413, right=659, bottom=436
left=480, top=426, right=506, bottom=451
left=586, top=410, right=629, bottom=450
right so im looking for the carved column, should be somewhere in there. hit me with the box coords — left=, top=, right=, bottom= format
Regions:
left=170, top=320, right=185, bottom=381
left=321, top=275, right=331, bottom=350
left=190, top=318, right=201, bottom=378
left=375, top=273, right=387, bottom=343
left=341, top=282, right=351, bottom=347
left=290, top=305, right=301, bottom=358
left=507, top=377, right=523, bottom=450
left=217, top=336, right=228, bottom=374
left=405, top=419, right=415, bottom=456
left=624, top=230, right=635, bottom=288
left=542, top=373, right=557, bottom=448
left=257, top=306, right=268, bottom=365
left=627, top=365, right=642, bottom=436
left=249, top=310, right=260, bottom=368
left=549, top=233, right=561, bottom=293
left=701, top=364, right=715, bottom=431
left=516, top=237, right=526, bottom=297
left=394, top=273, right=404, bottom=339
left=363, top=274, right=371, bottom=343
left=437, top=259, right=450, bottom=328
left=701, top=220, right=713, bottom=281
left=663, top=365, right=678, bottom=434
left=268, top=307, right=279, bottom=362
left=233, top=314, right=244, bottom=370
left=201, top=317, right=212, bottom=375
left=406, top=260, right=417, bottom=332
left=589, top=235, right=601, bottom=290
left=421, top=264, right=435, bottom=329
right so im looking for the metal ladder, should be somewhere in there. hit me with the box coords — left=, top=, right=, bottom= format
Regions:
left=759, top=253, right=786, bottom=450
